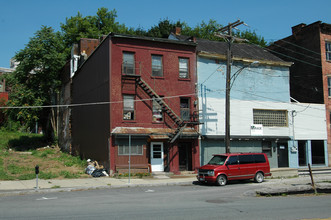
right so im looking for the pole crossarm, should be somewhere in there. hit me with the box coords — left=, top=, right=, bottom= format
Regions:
left=214, top=33, right=248, bottom=43
left=217, top=20, right=244, bottom=33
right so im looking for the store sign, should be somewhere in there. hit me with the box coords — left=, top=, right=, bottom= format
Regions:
left=251, top=124, right=263, bottom=135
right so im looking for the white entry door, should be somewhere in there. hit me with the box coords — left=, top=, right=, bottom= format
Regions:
left=151, top=142, right=164, bottom=172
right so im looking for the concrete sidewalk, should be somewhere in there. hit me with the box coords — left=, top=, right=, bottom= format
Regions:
left=1, top=171, right=331, bottom=197
left=0, top=175, right=197, bottom=196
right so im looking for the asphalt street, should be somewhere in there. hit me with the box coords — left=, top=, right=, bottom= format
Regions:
left=1, top=182, right=331, bottom=220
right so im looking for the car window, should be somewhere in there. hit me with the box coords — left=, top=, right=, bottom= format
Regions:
left=253, top=154, right=266, bottom=163
left=207, top=155, right=227, bottom=165
left=226, top=156, right=238, bottom=165
left=238, top=155, right=254, bottom=164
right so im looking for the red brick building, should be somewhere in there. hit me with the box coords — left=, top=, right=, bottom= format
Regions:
left=268, top=21, right=331, bottom=167
left=71, top=33, right=199, bottom=174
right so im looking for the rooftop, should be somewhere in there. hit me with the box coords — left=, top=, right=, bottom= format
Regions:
left=196, top=38, right=291, bottom=66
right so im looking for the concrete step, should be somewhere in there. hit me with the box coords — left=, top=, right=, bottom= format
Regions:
left=270, top=168, right=298, bottom=178
left=152, top=171, right=171, bottom=179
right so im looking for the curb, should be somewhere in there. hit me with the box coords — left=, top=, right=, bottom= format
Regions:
left=0, top=180, right=195, bottom=197
left=256, top=183, right=331, bottom=196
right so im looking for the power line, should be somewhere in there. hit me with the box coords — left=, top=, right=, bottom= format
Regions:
left=0, top=92, right=197, bottom=110
left=262, top=46, right=322, bottom=68
left=278, top=39, right=322, bottom=56
left=270, top=42, right=321, bottom=62
left=267, top=39, right=322, bottom=56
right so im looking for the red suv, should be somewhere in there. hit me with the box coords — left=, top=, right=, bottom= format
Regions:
left=197, top=153, right=271, bottom=186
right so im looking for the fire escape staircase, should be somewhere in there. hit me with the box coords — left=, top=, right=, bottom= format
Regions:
left=122, top=74, right=187, bottom=143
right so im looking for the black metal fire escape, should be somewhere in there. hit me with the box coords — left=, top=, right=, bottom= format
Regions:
left=122, top=74, right=188, bottom=143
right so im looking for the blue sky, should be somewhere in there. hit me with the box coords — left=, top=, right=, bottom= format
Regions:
left=1, top=0, right=330, bottom=68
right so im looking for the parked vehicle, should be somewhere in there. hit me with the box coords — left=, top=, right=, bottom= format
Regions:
left=197, top=153, right=271, bottom=186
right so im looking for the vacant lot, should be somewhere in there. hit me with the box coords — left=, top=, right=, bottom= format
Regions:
left=0, top=131, right=89, bottom=180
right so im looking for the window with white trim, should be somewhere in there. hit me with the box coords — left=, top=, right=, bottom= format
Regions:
left=152, top=55, right=163, bottom=77
left=253, top=109, right=288, bottom=127
left=118, top=145, right=143, bottom=155
left=152, top=97, right=163, bottom=122
left=122, top=52, right=135, bottom=75
left=179, top=58, right=189, bottom=78
left=328, top=76, right=331, bottom=97
left=326, top=42, right=331, bottom=61
left=123, top=95, right=135, bottom=120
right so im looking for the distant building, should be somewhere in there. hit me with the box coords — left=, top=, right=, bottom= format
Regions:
left=268, top=21, right=331, bottom=167
left=0, top=65, right=14, bottom=125
left=0, top=67, right=14, bottom=101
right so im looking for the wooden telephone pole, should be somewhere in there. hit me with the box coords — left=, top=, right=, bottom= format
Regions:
left=215, top=20, right=246, bottom=153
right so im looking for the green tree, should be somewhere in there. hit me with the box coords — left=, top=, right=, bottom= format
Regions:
left=147, top=19, right=185, bottom=38
left=6, top=26, right=66, bottom=139
left=145, top=18, right=267, bottom=47
left=182, top=19, right=222, bottom=41
left=61, top=7, right=131, bottom=51
left=237, top=30, right=267, bottom=47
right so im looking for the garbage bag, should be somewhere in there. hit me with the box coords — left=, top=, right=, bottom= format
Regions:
left=91, top=169, right=107, bottom=178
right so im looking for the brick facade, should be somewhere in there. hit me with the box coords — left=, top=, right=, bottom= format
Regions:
left=269, top=21, right=331, bottom=167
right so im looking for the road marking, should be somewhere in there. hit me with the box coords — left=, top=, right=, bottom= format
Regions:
left=36, top=197, right=58, bottom=200
left=145, top=189, right=155, bottom=193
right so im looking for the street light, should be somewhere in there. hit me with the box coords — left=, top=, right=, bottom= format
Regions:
left=225, top=61, right=259, bottom=153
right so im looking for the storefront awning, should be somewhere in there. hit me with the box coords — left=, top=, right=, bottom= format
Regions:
left=148, top=135, right=169, bottom=141
left=111, top=127, right=199, bottom=138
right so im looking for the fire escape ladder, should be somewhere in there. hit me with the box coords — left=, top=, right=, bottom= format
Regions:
left=135, top=77, right=188, bottom=143
left=169, top=123, right=187, bottom=143
left=136, top=77, right=183, bottom=126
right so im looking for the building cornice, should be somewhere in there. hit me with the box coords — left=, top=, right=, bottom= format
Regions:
left=198, top=51, right=293, bottom=67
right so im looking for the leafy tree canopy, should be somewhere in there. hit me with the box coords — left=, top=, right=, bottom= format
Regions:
left=6, top=26, right=66, bottom=135
left=146, top=18, right=267, bottom=47
left=61, top=7, right=133, bottom=50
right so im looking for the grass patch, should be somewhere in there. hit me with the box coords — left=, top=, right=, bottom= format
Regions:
left=0, top=131, right=48, bottom=151
left=39, top=171, right=59, bottom=179
left=7, top=164, right=32, bottom=174
left=0, top=131, right=89, bottom=180
left=17, top=173, right=36, bottom=180
left=59, top=170, right=82, bottom=179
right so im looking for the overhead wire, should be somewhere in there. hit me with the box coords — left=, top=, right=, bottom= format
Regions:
left=278, top=39, right=322, bottom=56
left=2, top=30, right=327, bottom=115
left=269, top=42, right=321, bottom=62
left=0, top=92, right=197, bottom=109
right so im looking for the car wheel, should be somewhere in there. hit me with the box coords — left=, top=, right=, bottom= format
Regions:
left=216, top=175, right=227, bottom=186
left=254, top=172, right=264, bottom=183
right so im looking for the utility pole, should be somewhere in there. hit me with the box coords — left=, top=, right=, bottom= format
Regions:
left=215, top=20, right=245, bottom=153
